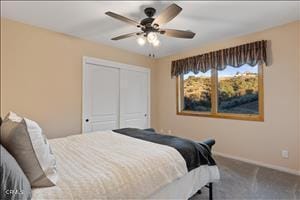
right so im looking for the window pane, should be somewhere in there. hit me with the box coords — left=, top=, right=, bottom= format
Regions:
left=218, top=65, right=259, bottom=114
left=183, top=70, right=212, bottom=112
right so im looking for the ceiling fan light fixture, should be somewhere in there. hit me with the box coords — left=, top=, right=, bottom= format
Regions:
left=147, top=32, right=157, bottom=44
left=137, top=37, right=146, bottom=46
left=106, top=3, right=195, bottom=49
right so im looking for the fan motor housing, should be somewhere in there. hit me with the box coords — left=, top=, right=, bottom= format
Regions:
left=140, top=17, right=154, bottom=26
left=140, top=7, right=159, bottom=34
left=141, top=7, right=156, bottom=26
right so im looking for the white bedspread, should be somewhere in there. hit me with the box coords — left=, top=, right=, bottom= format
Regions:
left=32, top=131, right=188, bottom=199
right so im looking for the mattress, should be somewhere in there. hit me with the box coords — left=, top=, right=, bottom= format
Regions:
left=32, top=131, right=188, bottom=199
left=32, top=130, right=220, bottom=199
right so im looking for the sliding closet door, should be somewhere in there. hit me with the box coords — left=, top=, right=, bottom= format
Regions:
left=120, top=69, right=149, bottom=129
left=83, top=64, right=119, bottom=132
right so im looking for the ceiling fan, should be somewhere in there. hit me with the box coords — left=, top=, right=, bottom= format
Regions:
left=105, top=3, right=195, bottom=47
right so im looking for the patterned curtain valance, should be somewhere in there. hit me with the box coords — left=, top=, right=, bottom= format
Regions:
left=171, top=40, right=268, bottom=77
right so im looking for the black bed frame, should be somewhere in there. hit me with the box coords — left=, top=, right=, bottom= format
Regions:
left=144, top=129, right=216, bottom=200
left=197, top=139, right=215, bottom=200
left=196, top=183, right=213, bottom=200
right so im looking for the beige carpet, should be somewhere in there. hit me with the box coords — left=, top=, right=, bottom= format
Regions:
left=190, top=155, right=300, bottom=200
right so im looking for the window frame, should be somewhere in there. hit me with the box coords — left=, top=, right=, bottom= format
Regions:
left=176, top=64, right=264, bottom=121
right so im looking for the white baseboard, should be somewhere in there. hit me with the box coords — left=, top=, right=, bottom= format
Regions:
left=213, top=151, right=300, bottom=176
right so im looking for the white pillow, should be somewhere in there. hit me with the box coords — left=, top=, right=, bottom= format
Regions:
left=1, top=112, right=58, bottom=187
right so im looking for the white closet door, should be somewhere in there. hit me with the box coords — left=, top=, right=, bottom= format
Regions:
left=120, top=69, right=149, bottom=129
left=83, top=64, right=119, bottom=132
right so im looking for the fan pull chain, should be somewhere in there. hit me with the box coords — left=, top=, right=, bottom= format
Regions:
left=148, top=53, right=155, bottom=58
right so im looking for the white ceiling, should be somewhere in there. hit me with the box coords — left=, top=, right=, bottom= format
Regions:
left=1, top=1, right=299, bottom=58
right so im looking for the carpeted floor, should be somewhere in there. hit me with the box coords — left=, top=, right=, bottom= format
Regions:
left=190, top=155, right=300, bottom=200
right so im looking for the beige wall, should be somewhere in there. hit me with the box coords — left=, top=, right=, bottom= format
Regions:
left=0, top=18, right=157, bottom=138
left=1, top=18, right=299, bottom=172
left=153, top=21, right=300, bottom=172
left=298, top=21, right=300, bottom=173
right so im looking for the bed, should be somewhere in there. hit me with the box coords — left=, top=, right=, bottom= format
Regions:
left=31, top=128, right=220, bottom=200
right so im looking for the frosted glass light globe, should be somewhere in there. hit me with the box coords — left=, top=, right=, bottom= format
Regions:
left=147, top=32, right=157, bottom=43
left=137, top=37, right=146, bottom=46
left=153, top=39, right=160, bottom=47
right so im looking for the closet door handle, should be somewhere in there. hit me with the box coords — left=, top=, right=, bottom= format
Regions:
left=144, top=114, right=147, bottom=117
left=85, top=119, right=89, bottom=122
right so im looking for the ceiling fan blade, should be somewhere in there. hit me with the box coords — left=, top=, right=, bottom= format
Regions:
left=161, top=29, right=195, bottom=39
left=152, top=4, right=182, bottom=26
left=111, top=32, right=142, bottom=40
left=105, top=11, right=140, bottom=27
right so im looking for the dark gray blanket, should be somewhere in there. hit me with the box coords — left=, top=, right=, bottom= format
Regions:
left=113, top=128, right=216, bottom=171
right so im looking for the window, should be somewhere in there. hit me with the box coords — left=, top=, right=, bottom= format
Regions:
left=177, top=64, right=263, bottom=121
left=183, top=70, right=212, bottom=112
